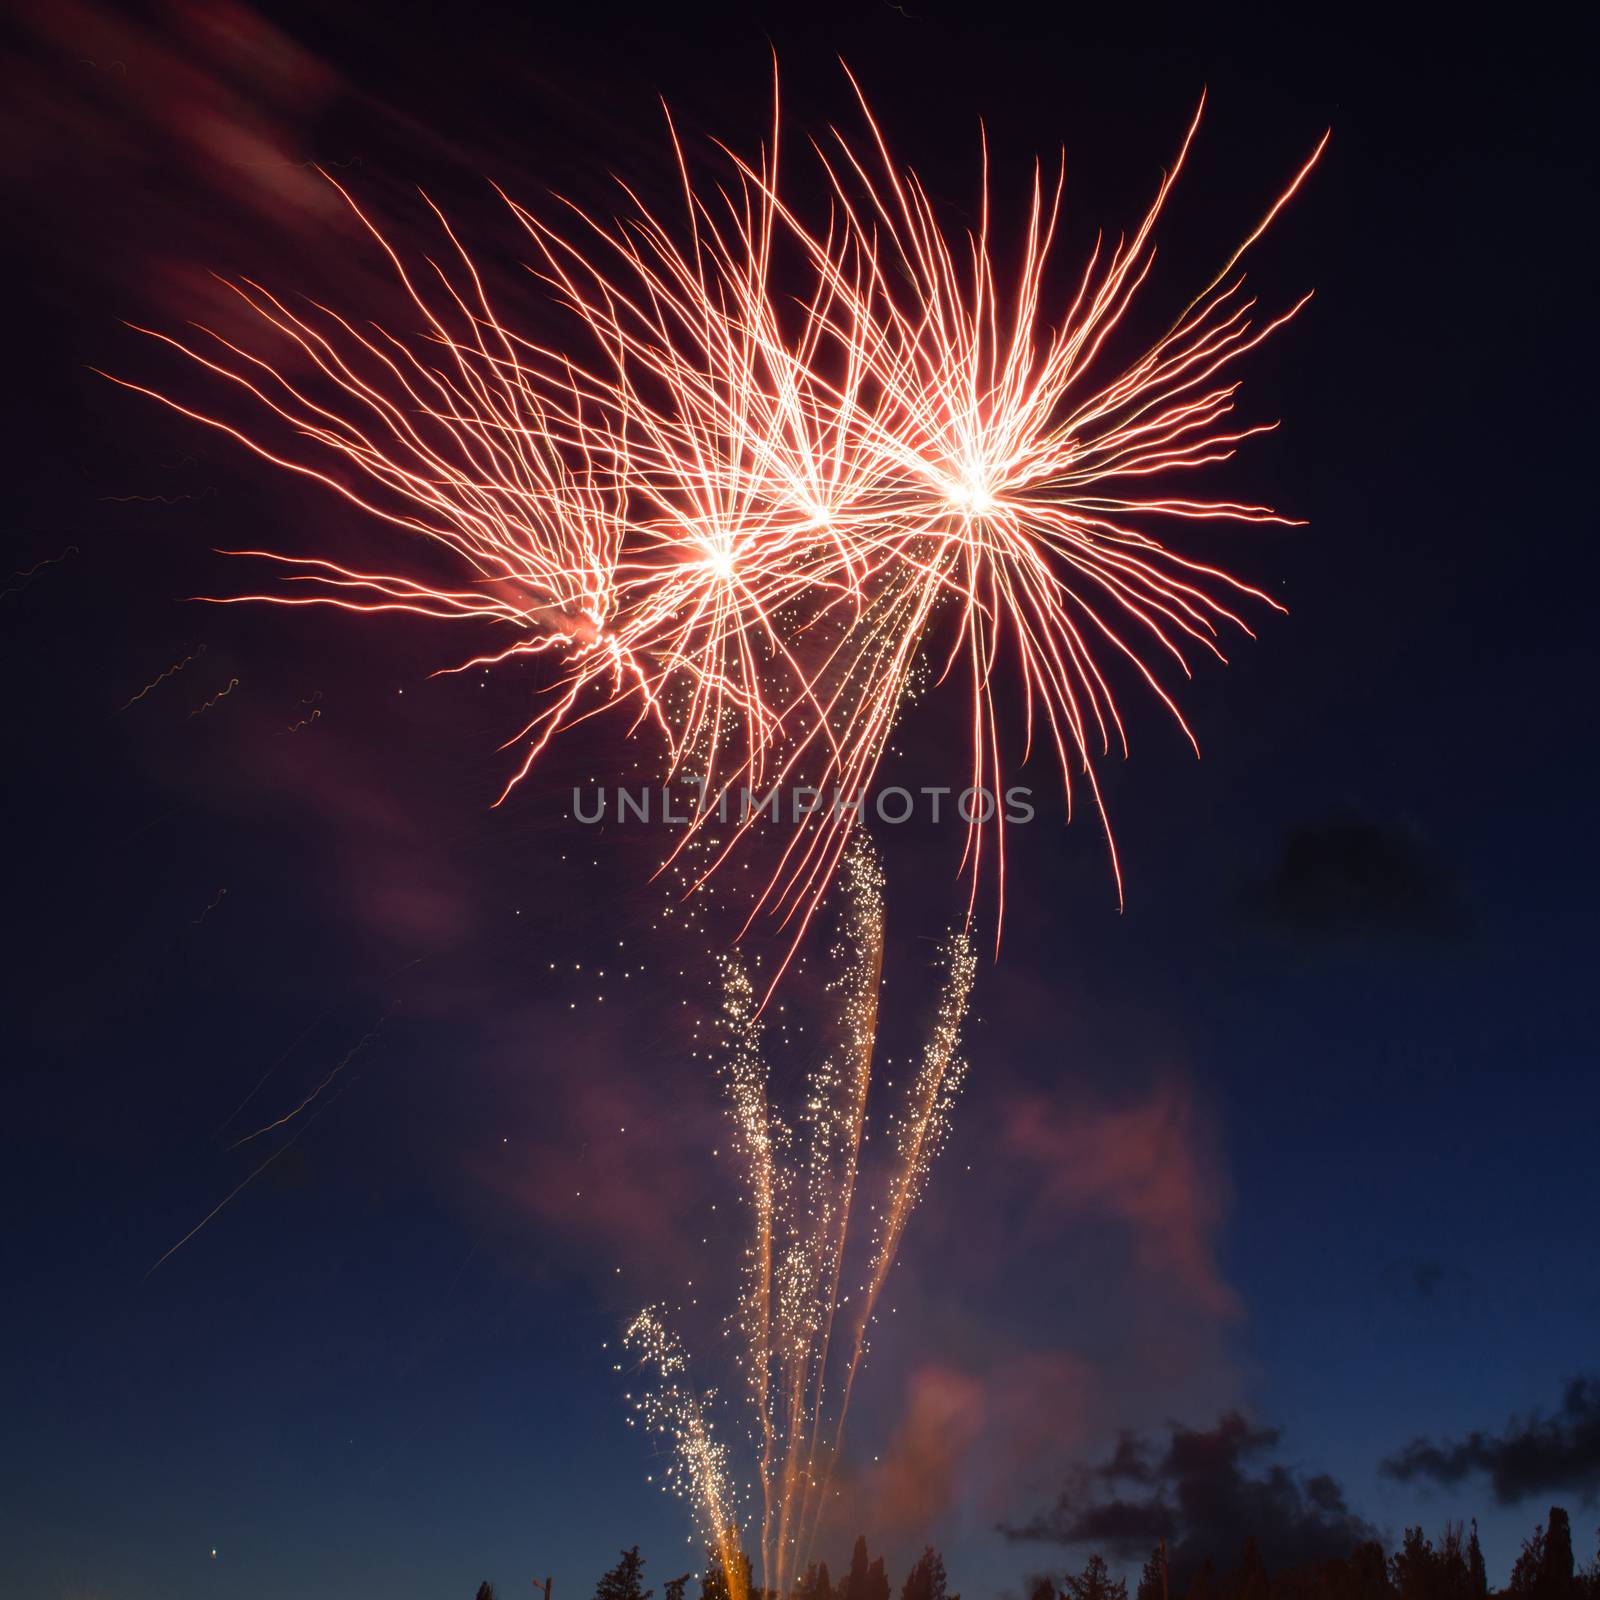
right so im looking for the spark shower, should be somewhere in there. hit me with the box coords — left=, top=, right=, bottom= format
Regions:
left=625, top=843, right=975, bottom=1600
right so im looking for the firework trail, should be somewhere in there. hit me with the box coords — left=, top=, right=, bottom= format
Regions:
left=108, top=79, right=1320, bottom=960
left=192, top=886, right=228, bottom=925
left=224, top=1023, right=383, bottom=1150
left=627, top=842, right=975, bottom=1596
left=2, top=544, right=78, bottom=601
left=99, top=487, right=216, bottom=504
left=149, top=1016, right=392, bottom=1276
left=188, top=676, right=239, bottom=717
left=119, top=642, right=206, bottom=710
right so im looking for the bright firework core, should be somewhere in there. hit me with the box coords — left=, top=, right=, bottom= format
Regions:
left=946, top=476, right=996, bottom=515
left=700, top=542, right=737, bottom=581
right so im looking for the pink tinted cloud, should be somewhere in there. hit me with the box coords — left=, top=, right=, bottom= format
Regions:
left=855, top=1351, right=1095, bottom=1539
left=471, top=1008, right=718, bottom=1299
left=5, top=0, right=341, bottom=226
left=1002, top=1075, right=1238, bottom=1320
left=864, top=1363, right=988, bottom=1536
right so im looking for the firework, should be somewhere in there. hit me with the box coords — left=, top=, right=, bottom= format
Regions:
left=621, top=1309, right=745, bottom=1590
left=109, top=78, right=1320, bottom=956
left=623, top=842, right=976, bottom=1598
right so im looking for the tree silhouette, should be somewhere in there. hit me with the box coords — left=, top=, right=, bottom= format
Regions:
left=1064, top=1554, right=1127, bottom=1600
left=1543, top=1510, right=1577, bottom=1600
left=1513, top=1526, right=1550, bottom=1599
left=1581, top=1527, right=1600, bottom=1600
left=666, top=1576, right=694, bottom=1600
left=1469, top=1524, right=1489, bottom=1600
left=901, top=1548, right=948, bottom=1600
left=798, top=1564, right=835, bottom=1600
left=1351, top=1541, right=1395, bottom=1600
left=598, top=1548, right=653, bottom=1600
left=476, top=1585, right=497, bottom=1600
left=1021, top=1508, right=1600, bottom=1600
left=843, top=1540, right=871, bottom=1600
left=1238, top=1539, right=1271, bottom=1600
left=1138, top=1545, right=1170, bottom=1600
left=1393, top=1525, right=1477, bottom=1600
left=867, top=1555, right=891, bottom=1600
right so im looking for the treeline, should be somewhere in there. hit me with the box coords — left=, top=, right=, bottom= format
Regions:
left=471, top=1534, right=952, bottom=1600
left=1030, top=1507, right=1600, bottom=1600
left=469, top=1506, right=1600, bottom=1600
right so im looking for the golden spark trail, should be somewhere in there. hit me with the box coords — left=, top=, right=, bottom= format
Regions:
left=627, top=843, right=973, bottom=1590
left=720, top=959, right=779, bottom=1593
left=774, top=847, right=884, bottom=1595
left=622, top=1309, right=747, bottom=1600
left=801, top=928, right=976, bottom=1559
left=189, top=676, right=239, bottom=717
left=120, top=643, right=206, bottom=710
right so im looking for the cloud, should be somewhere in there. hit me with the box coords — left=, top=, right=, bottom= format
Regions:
left=471, top=1008, right=719, bottom=1297
left=1246, top=813, right=1470, bottom=943
left=1003, top=1412, right=1378, bottom=1580
left=809, top=1069, right=1243, bottom=1554
left=1001, top=1076, right=1239, bottom=1320
left=1379, top=1375, right=1600, bottom=1506
left=2, top=0, right=348, bottom=294
left=846, top=1352, right=1095, bottom=1542
left=866, top=1364, right=990, bottom=1534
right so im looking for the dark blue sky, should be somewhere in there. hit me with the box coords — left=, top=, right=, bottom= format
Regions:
left=3, top=4, right=1596, bottom=1598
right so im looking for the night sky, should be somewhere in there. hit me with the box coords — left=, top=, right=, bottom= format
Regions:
left=3, top=4, right=1597, bottom=1599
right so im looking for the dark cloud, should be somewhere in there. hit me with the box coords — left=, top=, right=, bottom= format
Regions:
left=1379, top=1376, right=1600, bottom=1506
left=1003, top=1412, right=1378, bottom=1580
left=1246, top=813, right=1470, bottom=943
